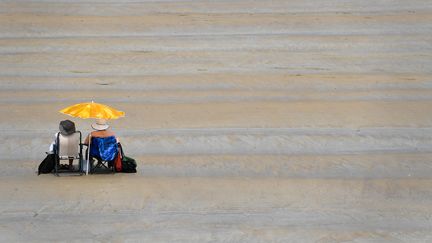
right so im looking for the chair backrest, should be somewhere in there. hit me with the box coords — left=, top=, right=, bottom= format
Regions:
left=90, top=136, right=118, bottom=161
left=57, top=132, right=81, bottom=158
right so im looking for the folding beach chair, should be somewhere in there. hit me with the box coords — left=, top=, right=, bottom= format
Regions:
left=86, top=136, right=118, bottom=174
left=54, top=131, right=84, bottom=176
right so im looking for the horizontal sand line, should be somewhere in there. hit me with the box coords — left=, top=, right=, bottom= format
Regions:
left=2, top=127, right=432, bottom=159
left=2, top=28, right=430, bottom=39
left=1, top=13, right=431, bottom=38
left=1, top=35, right=431, bottom=54
left=2, top=222, right=429, bottom=243
left=0, top=71, right=430, bottom=78
left=2, top=89, right=432, bottom=104
left=1, top=74, right=430, bottom=91
left=2, top=0, right=432, bottom=15
left=122, top=153, right=432, bottom=179
left=3, top=127, right=432, bottom=136
left=1, top=32, right=430, bottom=40
left=1, top=207, right=430, bottom=232
left=2, top=101, right=432, bottom=130
left=1, top=215, right=431, bottom=242
left=3, top=177, right=432, bottom=208
left=5, top=153, right=432, bottom=179
left=1, top=51, right=431, bottom=75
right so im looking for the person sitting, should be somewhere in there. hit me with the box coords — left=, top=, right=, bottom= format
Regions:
left=48, top=120, right=76, bottom=170
left=84, top=119, right=119, bottom=170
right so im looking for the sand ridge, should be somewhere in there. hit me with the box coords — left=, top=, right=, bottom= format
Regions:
left=1, top=0, right=432, bottom=241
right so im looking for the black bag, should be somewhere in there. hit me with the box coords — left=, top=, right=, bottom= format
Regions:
left=122, top=156, right=137, bottom=173
left=118, top=143, right=137, bottom=173
left=38, top=154, right=55, bottom=175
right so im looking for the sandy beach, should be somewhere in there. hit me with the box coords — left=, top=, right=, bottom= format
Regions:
left=1, top=0, right=432, bottom=242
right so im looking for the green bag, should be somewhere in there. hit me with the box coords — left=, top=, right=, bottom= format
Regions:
left=122, top=155, right=137, bottom=173
left=118, top=143, right=137, bottom=173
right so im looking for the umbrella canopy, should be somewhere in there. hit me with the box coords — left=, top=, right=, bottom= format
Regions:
left=59, top=101, right=125, bottom=120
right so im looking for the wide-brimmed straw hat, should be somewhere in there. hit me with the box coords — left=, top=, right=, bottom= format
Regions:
left=91, top=119, right=110, bottom=131
left=59, top=120, right=76, bottom=135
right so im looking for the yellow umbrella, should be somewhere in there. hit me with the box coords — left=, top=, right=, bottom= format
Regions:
left=59, top=101, right=125, bottom=120
left=59, top=101, right=125, bottom=175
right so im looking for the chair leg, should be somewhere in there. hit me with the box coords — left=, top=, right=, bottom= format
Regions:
left=90, top=159, right=94, bottom=174
left=53, top=155, right=57, bottom=176
left=79, top=157, right=84, bottom=175
left=86, top=157, right=115, bottom=174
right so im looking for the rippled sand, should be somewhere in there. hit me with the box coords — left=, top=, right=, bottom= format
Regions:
left=1, top=0, right=432, bottom=242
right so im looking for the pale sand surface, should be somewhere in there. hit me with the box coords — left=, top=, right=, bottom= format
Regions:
left=2, top=174, right=432, bottom=242
left=1, top=0, right=432, bottom=242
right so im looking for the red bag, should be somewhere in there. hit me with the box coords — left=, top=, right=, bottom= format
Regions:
left=114, top=149, right=122, bottom=172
